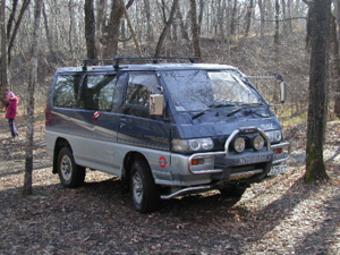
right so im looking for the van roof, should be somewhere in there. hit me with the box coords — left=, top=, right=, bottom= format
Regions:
left=56, top=63, right=238, bottom=74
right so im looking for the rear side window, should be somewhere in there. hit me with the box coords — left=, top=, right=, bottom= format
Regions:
left=80, top=74, right=117, bottom=111
left=53, top=75, right=81, bottom=108
left=123, top=73, right=161, bottom=118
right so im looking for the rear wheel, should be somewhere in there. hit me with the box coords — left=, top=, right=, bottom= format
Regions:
left=130, top=159, right=160, bottom=213
left=57, top=147, right=85, bottom=188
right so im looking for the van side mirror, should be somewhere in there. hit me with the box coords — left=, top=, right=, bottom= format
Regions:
left=280, top=81, right=286, bottom=104
left=149, top=94, right=164, bottom=116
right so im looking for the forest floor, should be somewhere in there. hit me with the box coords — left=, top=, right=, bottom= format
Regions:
left=0, top=115, right=339, bottom=254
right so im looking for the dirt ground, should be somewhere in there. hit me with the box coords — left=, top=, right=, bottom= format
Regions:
left=0, top=115, right=339, bottom=255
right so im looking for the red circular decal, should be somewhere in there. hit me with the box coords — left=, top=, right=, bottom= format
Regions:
left=159, top=156, right=167, bottom=168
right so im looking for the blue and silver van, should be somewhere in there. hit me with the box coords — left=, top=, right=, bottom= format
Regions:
left=46, top=57, right=289, bottom=213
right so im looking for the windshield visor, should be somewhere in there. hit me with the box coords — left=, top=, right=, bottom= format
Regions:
left=162, top=70, right=261, bottom=112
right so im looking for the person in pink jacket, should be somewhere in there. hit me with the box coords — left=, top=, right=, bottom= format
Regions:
left=5, top=92, right=19, bottom=138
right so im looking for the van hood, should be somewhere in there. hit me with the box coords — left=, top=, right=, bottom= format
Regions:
left=174, top=116, right=281, bottom=139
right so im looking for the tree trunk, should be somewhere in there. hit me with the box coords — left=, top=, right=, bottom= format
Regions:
left=7, top=0, right=31, bottom=64
left=177, top=4, right=190, bottom=41
left=266, top=0, right=274, bottom=31
left=258, top=0, right=265, bottom=38
left=120, top=0, right=142, bottom=56
left=96, top=0, right=106, bottom=58
left=305, top=0, right=331, bottom=183
left=333, top=0, right=340, bottom=117
left=274, top=0, right=280, bottom=45
left=198, top=0, right=204, bottom=36
left=7, top=0, right=19, bottom=40
left=190, top=0, right=202, bottom=60
left=0, top=0, right=8, bottom=106
left=84, top=0, right=97, bottom=61
left=287, top=0, right=293, bottom=32
left=68, top=0, right=76, bottom=61
left=143, top=0, right=153, bottom=43
left=42, top=2, right=57, bottom=62
left=281, top=0, right=288, bottom=34
left=244, top=0, right=254, bottom=37
left=230, top=0, right=237, bottom=35
left=23, top=0, right=43, bottom=196
left=102, top=0, right=124, bottom=57
left=154, top=0, right=178, bottom=57
left=218, top=0, right=226, bottom=40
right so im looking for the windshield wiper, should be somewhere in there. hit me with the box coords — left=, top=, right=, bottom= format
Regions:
left=226, top=103, right=264, bottom=117
left=192, top=102, right=236, bottom=120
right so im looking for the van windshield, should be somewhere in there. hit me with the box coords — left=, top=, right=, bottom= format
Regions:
left=162, top=69, right=262, bottom=112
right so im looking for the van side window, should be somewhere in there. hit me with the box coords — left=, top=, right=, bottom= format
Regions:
left=124, top=73, right=161, bottom=118
left=53, top=75, right=80, bottom=108
left=80, top=74, right=117, bottom=111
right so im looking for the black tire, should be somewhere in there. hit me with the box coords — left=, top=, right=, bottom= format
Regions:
left=57, top=147, right=85, bottom=188
left=219, top=185, right=247, bottom=206
left=130, top=159, right=160, bottom=213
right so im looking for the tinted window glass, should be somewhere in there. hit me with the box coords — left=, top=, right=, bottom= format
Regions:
left=80, top=75, right=116, bottom=111
left=53, top=75, right=80, bottom=108
left=124, top=73, right=161, bottom=118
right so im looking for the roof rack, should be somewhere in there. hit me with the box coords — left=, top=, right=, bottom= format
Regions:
left=82, top=56, right=199, bottom=71
left=82, top=59, right=113, bottom=71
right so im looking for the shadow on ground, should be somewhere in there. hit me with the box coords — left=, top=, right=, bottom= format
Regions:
left=0, top=172, right=338, bottom=254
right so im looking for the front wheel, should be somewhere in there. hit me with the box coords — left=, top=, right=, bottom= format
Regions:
left=130, top=159, right=160, bottom=213
left=57, top=147, right=85, bottom=188
left=219, top=185, right=247, bottom=206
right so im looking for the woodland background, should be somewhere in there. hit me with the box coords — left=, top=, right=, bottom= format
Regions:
left=0, top=0, right=339, bottom=254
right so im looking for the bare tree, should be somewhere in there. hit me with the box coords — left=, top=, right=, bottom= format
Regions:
left=0, top=0, right=8, bottom=106
left=42, top=2, right=57, bottom=62
left=154, top=0, right=179, bottom=57
left=23, top=0, right=43, bottom=196
left=244, top=0, right=254, bottom=37
left=177, top=4, right=190, bottom=41
left=144, top=0, right=153, bottom=43
left=7, top=0, right=19, bottom=40
left=68, top=0, right=76, bottom=60
left=230, top=0, right=237, bottom=35
left=274, top=0, right=280, bottom=45
left=190, top=0, right=202, bottom=59
left=120, top=0, right=142, bottom=56
left=218, top=0, right=227, bottom=39
left=305, top=0, right=331, bottom=183
left=281, top=0, right=288, bottom=34
left=102, top=0, right=124, bottom=57
left=84, top=0, right=97, bottom=60
left=198, top=0, right=205, bottom=35
left=7, top=0, right=31, bottom=64
left=287, top=0, right=293, bottom=32
left=258, top=0, right=265, bottom=38
left=333, top=0, right=340, bottom=117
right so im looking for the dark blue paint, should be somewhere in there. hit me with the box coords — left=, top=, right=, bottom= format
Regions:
left=48, top=66, right=282, bottom=155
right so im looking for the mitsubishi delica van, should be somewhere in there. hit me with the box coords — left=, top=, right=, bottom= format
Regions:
left=45, top=57, right=289, bottom=213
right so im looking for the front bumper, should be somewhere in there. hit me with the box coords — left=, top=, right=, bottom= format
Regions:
left=161, top=141, right=289, bottom=199
left=166, top=140, right=289, bottom=187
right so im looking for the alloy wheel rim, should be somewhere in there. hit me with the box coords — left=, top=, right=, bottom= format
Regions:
left=60, top=155, right=72, bottom=181
left=132, top=172, right=143, bottom=205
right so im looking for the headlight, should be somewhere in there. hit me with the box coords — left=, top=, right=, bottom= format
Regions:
left=265, top=130, right=282, bottom=143
left=253, top=135, right=265, bottom=151
left=233, top=137, right=246, bottom=153
left=172, top=138, right=214, bottom=153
